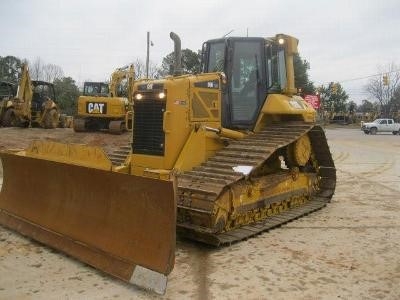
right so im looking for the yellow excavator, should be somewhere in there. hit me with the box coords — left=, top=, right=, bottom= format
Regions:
left=0, top=64, right=61, bottom=128
left=73, top=64, right=134, bottom=134
left=0, top=32, right=336, bottom=294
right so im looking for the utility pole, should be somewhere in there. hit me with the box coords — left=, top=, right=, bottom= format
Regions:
left=146, top=31, right=150, bottom=78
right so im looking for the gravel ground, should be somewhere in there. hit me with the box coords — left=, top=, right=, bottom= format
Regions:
left=0, top=127, right=399, bottom=299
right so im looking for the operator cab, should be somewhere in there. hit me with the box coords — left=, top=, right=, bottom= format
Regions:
left=31, top=81, right=56, bottom=110
left=201, top=37, right=288, bottom=129
left=83, top=82, right=109, bottom=97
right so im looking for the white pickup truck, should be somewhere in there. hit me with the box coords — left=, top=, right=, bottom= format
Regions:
left=361, top=118, right=400, bottom=135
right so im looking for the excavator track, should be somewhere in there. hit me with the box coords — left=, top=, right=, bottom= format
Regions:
left=177, top=122, right=336, bottom=246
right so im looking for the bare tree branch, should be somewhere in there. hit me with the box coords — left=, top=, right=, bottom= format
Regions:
left=28, top=58, right=64, bottom=83
left=365, top=63, right=400, bottom=117
left=133, top=58, right=158, bottom=79
left=42, top=63, right=64, bottom=82
left=29, top=57, right=43, bottom=81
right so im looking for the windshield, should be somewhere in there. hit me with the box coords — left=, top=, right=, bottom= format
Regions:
left=206, top=42, right=225, bottom=72
left=265, top=44, right=286, bottom=91
left=202, top=37, right=269, bottom=129
left=31, top=82, right=55, bottom=104
left=84, top=83, right=109, bottom=96
left=230, top=40, right=263, bottom=123
left=33, top=84, right=53, bottom=100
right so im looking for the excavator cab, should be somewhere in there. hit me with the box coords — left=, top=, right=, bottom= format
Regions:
left=31, top=81, right=56, bottom=111
left=83, top=81, right=109, bottom=97
left=29, top=80, right=59, bottom=128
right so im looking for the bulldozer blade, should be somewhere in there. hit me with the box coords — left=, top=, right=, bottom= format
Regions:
left=0, top=151, right=176, bottom=294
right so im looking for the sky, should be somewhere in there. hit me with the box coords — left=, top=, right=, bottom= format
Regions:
left=1, top=0, right=399, bottom=104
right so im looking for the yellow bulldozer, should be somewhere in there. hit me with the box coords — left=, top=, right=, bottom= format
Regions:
left=0, top=64, right=62, bottom=128
left=0, top=32, right=336, bottom=294
left=73, top=64, right=134, bottom=134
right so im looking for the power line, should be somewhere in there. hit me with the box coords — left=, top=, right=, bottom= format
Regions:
left=339, top=69, right=400, bottom=83
left=317, top=68, right=400, bottom=85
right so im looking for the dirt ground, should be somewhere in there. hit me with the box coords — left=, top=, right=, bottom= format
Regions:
left=0, top=127, right=399, bottom=299
left=0, top=127, right=131, bottom=153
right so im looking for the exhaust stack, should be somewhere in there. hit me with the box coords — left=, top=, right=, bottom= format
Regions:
left=170, top=32, right=182, bottom=76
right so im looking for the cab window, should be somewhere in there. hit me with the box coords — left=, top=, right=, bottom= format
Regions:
left=230, top=40, right=263, bottom=123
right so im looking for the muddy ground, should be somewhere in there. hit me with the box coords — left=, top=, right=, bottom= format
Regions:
left=0, top=127, right=399, bottom=299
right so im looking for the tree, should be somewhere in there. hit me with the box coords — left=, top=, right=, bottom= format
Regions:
left=347, top=101, right=357, bottom=114
left=318, top=82, right=349, bottom=116
left=43, top=63, right=64, bottom=82
left=133, top=58, right=158, bottom=79
left=390, top=86, right=400, bottom=121
left=294, top=54, right=315, bottom=94
left=365, top=63, right=400, bottom=118
left=357, top=99, right=375, bottom=113
left=30, top=57, right=44, bottom=81
left=29, top=57, right=64, bottom=82
left=0, top=56, right=24, bottom=83
left=181, top=49, right=201, bottom=74
left=53, top=77, right=80, bottom=116
left=357, top=99, right=379, bottom=121
left=158, top=48, right=200, bottom=77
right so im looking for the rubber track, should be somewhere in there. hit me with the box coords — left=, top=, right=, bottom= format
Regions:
left=177, top=123, right=336, bottom=246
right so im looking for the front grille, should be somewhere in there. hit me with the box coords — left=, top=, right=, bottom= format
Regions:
left=132, top=98, right=166, bottom=156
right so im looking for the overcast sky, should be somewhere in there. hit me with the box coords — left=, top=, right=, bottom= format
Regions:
left=1, top=0, right=399, bottom=104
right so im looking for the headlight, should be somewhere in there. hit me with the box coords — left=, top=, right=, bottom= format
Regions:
left=135, top=93, right=143, bottom=100
left=158, top=92, right=166, bottom=99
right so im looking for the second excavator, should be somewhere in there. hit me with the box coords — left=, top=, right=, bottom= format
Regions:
left=73, top=65, right=135, bottom=134
left=0, top=32, right=336, bottom=294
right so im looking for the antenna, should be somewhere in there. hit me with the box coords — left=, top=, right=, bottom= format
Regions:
left=146, top=31, right=150, bottom=78
left=222, top=29, right=234, bottom=38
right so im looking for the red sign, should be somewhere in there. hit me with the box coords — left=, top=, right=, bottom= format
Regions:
left=304, top=94, right=320, bottom=109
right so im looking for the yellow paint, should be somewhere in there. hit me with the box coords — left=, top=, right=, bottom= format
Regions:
left=77, top=96, right=129, bottom=118
left=23, top=141, right=112, bottom=170
left=254, top=94, right=316, bottom=131
left=131, top=74, right=226, bottom=174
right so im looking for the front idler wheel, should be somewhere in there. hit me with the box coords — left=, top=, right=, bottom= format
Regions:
left=286, top=134, right=312, bottom=167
